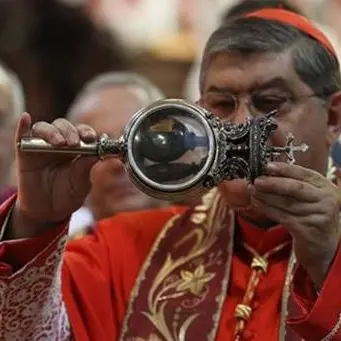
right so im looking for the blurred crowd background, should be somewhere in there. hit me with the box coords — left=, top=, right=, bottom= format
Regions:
left=4, top=0, right=341, bottom=122
left=1, top=0, right=341, bottom=235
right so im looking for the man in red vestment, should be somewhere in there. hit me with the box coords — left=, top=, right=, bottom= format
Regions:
left=1, top=8, right=341, bottom=341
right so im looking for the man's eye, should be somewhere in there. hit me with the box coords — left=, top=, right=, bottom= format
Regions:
left=212, top=100, right=235, bottom=110
left=253, top=96, right=288, bottom=114
left=204, top=102, right=235, bottom=119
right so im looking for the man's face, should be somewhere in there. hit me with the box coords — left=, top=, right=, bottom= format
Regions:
left=0, top=85, right=15, bottom=188
left=200, top=51, right=334, bottom=218
left=73, top=85, right=164, bottom=220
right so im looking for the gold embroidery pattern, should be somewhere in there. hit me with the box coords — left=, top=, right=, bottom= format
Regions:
left=128, top=333, right=163, bottom=341
left=142, top=191, right=223, bottom=341
left=176, top=265, right=215, bottom=296
left=120, top=189, right=234, bottom=341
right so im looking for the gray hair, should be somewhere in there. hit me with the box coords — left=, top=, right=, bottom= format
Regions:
left=68, top=72, right=164, bottom=120
left=200, top=18, right=341, bottom=97
left=0, top=62, right=25, bottom=120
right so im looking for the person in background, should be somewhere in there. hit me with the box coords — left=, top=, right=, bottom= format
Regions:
left=221, top=0, right=301, bottom=22
left=0, top=0, right=129, bottom=123
left=67, top=72, right=169, bottom=236
left=0, top=62, right=24, bottom=204
left=330, top=137, right=341, bottom=186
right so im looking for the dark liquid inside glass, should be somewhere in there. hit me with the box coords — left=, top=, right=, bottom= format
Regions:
left=131, top=108, right=210, bottom=185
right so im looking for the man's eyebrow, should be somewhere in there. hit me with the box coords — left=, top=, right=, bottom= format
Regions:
left=205, top=85, right=233, bottom=93
left=251, top=77, right=292, bottom=93
left=205, top=77, right=292, bottom=94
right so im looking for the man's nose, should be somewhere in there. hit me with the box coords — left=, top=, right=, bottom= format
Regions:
left=227, top=104, right=252, bottom=124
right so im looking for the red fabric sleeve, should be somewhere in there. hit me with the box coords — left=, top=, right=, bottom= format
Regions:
left=62, top=207, right=184, bottom=341
left=287, top=240, right=341, bottom=341
left=61, top=214, right=165, bottom=341
left=62, top=225, right=117, bottom=341
left=0, top=194, right=67, bottom=274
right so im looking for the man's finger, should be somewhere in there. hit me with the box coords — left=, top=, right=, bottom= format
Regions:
left=253, top=176, right=321, bottom=202
left=251, top=190, right=326, bottom=215
left=265, top=162, right=325, bottom=187
left=252, top=197, right=333, bottom=247
left=251, top=197, right=294, bottom=227
left=52, top=118, right=80, bottom=146
left=32, top=121, right=66, bottom=145
left=76, top=124, right=97, bottom=143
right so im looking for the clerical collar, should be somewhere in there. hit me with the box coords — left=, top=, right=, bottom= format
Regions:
left=236, top=215, right=291, bottom=255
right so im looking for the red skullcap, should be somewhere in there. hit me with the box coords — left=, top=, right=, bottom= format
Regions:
left=246, top=8, right=337, bottom=57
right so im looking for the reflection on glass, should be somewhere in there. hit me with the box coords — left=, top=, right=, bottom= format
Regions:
left=131, top=108, right=210, bottom=186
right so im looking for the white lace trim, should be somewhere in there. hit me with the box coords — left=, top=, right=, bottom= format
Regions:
left=0, top=235, right=71, bottom=341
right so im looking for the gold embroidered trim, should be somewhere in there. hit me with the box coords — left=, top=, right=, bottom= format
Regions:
left=320, top=313, right=341, bottom=341
left=208, top=198, right=235, bottom=341
left=119, top=214, right=182, bottom=341
left=279, top=250, right=296, bottom=341
left=190, top=212, right=207, bottom=225
left=120, top=188, right=235, bottom=341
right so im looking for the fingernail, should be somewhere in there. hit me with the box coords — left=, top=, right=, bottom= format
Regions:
left=253, top=181, right=261, bottom=189
left=53, top=134, right=65, bottom=144
left=86, top=127, right=96, bottom=137
left=70, top=138, right=80, bottom=146
left=255, top=176, right=266, bottom=183
left=83, top=128, right=97, bottom=141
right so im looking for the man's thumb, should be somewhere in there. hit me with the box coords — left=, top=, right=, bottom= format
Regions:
left=15, top=112, right=32, bottom=143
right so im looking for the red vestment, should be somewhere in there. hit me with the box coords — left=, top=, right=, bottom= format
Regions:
left=0, top=193, right=341, bottom=341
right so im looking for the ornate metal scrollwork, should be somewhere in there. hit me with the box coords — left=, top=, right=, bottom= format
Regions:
left=18, top=99, right=309, bottom=199
left=202, top=110, right=307, bottom=188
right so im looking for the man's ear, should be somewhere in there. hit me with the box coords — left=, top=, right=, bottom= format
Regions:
left=326, top=91, right=341, bottom=146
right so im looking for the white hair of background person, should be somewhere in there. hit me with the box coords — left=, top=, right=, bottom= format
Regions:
left=0, top=62, right=25, bottom=188
left=67, top=71, right=165, bottom=121
left=0, top=62, right=25, bottom=120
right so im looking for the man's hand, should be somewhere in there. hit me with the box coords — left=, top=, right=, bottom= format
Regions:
left=249, top=162, right=341, bottom=289
left=10, top=113, right=99, bottom=239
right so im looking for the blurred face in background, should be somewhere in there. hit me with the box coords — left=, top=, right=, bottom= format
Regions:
left=0, top=84, right=16, bottom=189
left=71, top=85, right=165, bottom=220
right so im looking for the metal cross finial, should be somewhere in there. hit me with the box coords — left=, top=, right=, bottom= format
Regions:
left=284, top=133, right=309, bottom=163
left=270, top=132, right=309, bottom=164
